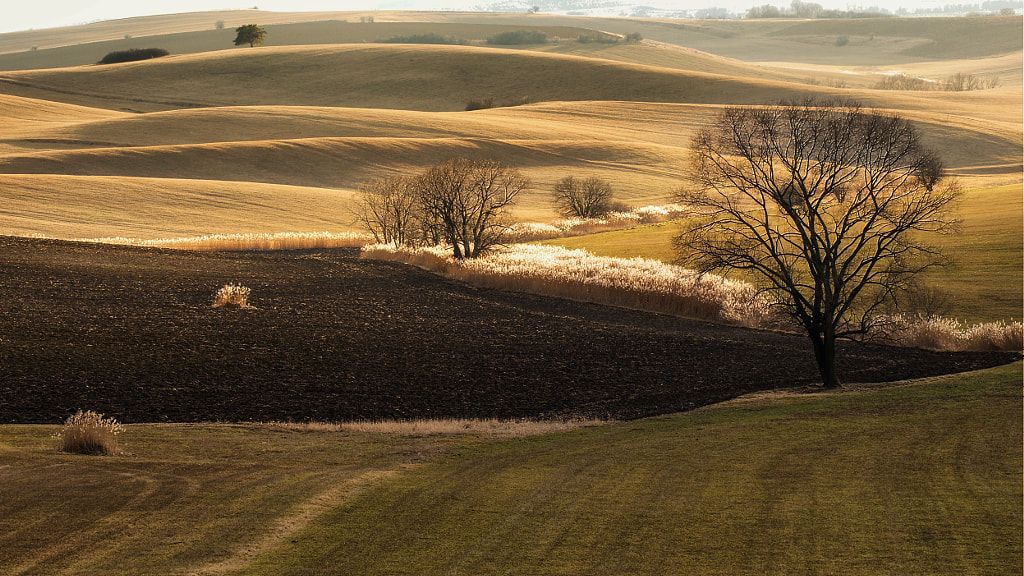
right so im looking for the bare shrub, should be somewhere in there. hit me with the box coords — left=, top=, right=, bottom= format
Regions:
left=943, top=72, right=983, bottom=92
left=212, top=284, right=252, bottom=308
left=58, top=410, right=124, bottom=455
left=875, top=73, right=932, bottom=90
left=553, top=176, right=615, bottom=219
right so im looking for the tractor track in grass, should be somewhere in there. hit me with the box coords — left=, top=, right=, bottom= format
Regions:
left=0, top=236, right=1016, bottom=424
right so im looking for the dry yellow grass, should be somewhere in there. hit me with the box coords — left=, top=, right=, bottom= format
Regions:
left=57, top=410, right=124, bottom=456
left=0, top=174, right=359, bottom=240
left=264, top=418, right=609, bottom=437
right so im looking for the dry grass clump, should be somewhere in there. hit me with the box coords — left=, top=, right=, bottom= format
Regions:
left=57, top=410, right=124, bottom=455
left=362, top=243, right=770, bottom=327
left=83, top=232, right=370, bottom=251
left=506, top=204, right=689, bottom=243
left=265, top=418, right=608, bottom=438
left=878, top=315, right=1023, bottom=351
left=212, top=284, right=252, bottom=308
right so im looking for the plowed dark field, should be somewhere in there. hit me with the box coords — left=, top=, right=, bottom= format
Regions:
left=0, top=236, right=1016, bottom=424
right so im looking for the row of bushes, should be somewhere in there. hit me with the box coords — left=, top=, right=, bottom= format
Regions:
left=464, top=95, right=532, bottom=111
left=875, top=72, right=1000, bottom=91
left=97, top=48, right=169, bottom=64
left=379, top=33, right=468, bottom=45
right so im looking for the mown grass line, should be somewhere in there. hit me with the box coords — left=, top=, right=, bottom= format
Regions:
left=239, top=362, right=1022, bottom=576
left=541, top=184, right=1023, bottom=323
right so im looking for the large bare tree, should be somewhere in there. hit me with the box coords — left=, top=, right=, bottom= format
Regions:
left=553, top=176, right=615, bottom=218
left=416, top=158, right=529, bottom=259
left=675, top=100, right=958, bottom=388
left=354, top=175, right=420, bottom=246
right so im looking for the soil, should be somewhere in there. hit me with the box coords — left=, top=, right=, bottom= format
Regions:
left=0, top=236, right=1017, bottom=424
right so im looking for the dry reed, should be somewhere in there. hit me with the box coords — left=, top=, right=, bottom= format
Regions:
left=57, top=410, right=124, bottom=455
left=877, top=315, right=1023, bottom=352
left=212, top=284, right=252, bottom=308
left=361, top=243, right=771, bottom=327
left=264, top=418, right=608, bottom=437
left=80, top=232, right=371, bottom=251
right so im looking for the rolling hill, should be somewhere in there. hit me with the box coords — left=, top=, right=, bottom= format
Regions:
left=0, top=13, right=1019, bottom=241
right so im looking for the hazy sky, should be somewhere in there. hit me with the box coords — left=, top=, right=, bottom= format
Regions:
left=1, top=0, right=969, bottom=34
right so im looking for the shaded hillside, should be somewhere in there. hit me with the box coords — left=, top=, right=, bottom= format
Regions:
left=0, top=21, right=593, bottom=72
left=0, top=44, right=838, bottom=113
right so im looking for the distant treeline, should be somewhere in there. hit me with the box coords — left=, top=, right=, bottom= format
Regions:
left=746, top=1, right=888, bottom=18
left=97, top=48, right=170, bottom=64
left=378, top=33, right=469, bottom=45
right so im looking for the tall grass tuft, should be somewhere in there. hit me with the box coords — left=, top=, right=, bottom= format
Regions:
left=213, top=284, right=252, bottom=308
left=58, top=410, right=124, bottom=455
left=362, top=243, right=771, bottom=327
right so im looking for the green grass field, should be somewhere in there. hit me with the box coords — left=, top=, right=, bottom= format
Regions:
left=2, top=363, right=1019, bottom=575
left=543, top=184, right=1023, bottom=323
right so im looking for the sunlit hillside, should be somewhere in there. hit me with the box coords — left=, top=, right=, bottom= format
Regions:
left=0, top=11, right=1019, bottom=242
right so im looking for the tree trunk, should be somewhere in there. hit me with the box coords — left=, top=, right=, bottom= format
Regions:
left=809, top=331, right=841, bottom=388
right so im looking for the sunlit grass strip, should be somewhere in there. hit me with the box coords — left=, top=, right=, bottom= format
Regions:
left=80, top=231, right=371, bottom=251
left=264, top=418, right=609, bottom=438
left=362, top=243, right=771, bottom=327
left=506, top=204, right=689, bottom=242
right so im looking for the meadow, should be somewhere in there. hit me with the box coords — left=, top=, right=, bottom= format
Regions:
left=1, top=362, right=1019, bottom=574
left=0, top=9, right=1021, bottom=575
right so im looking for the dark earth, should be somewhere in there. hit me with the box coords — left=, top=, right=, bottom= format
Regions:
left=0, top=236, right=1017, bottom=424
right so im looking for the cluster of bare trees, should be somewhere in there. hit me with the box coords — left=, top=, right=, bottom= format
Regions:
left=355, top=158, right=529, bottom=259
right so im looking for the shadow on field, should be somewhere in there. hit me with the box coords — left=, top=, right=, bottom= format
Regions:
left=0, top=236, right=1016, bottom=424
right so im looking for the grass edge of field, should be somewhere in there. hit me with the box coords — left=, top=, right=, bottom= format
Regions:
left=539, top=183, right=1024, bottom=324
left=233, top=360, right=1024, bottom=575
left=0, top=358, right=1020, bottom=575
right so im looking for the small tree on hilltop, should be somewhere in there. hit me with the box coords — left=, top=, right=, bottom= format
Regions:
left=553, top=176, right=615, bottom=219
left=675, top=99, right=957, bottom=388
left=234, top=24, right=266, bottom=47
left=416, top=158, right=529, bottom=259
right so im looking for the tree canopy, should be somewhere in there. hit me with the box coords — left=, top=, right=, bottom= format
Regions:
left=233, top=24, right=267, bottom=48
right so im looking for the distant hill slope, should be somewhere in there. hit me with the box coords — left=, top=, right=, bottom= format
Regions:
left=0, top=44, right=840, bottom=113
left=0, top=11, right=1019, bottom=71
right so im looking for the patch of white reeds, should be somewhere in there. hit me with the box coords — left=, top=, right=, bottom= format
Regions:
left=877, top=315, right=1023, bottom=352
left=79, top=232, right=371, bottom=251
left=361, top=243, right=771, bottom=327
left=505, top=204, right=688, bottom=242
